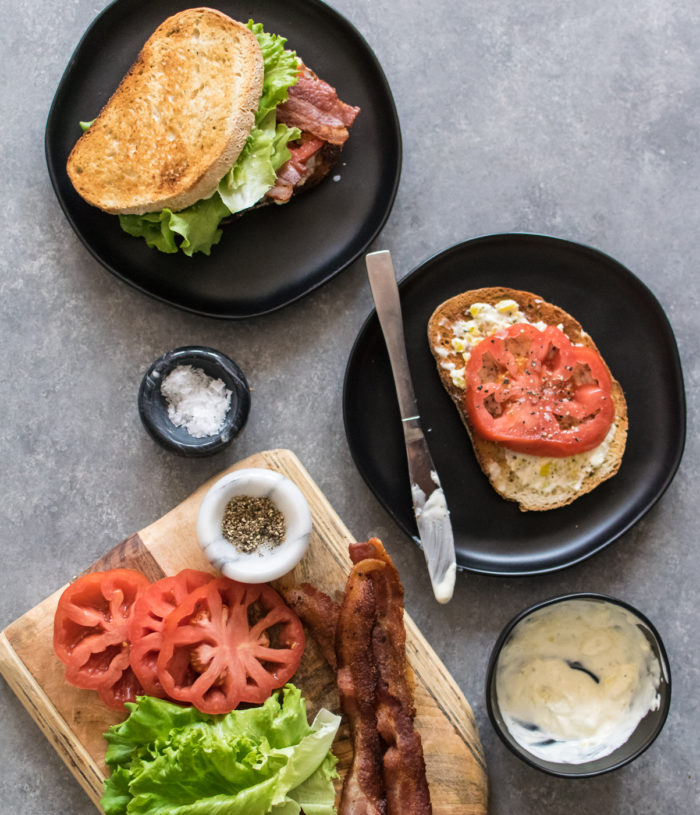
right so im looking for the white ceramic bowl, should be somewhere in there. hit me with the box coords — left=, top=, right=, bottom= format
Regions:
left=197, top=468, right=312, bottom=583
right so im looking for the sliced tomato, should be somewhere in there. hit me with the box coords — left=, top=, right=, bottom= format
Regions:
left=129, top=569, right=213, bottom=697
left=287, top=134, right=325, bottom=164
left=98, top=664, right=144, bottom=710
left=465, top=323, right=615, bottom=457
left=157, top=577, right=305, bottom=714
left=53, top=569, right=149, bottom=709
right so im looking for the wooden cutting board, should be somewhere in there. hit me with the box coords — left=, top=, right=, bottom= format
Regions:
left=0, top=449, right=488, bottom=813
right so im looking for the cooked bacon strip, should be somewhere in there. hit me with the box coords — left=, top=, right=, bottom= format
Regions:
left=349, top=539, right=391, bottom=568
left=266, top=134, right=326, bottom=202
left=277, top=63, right=361, bottom=146
left=351, top=541, right=414, bottom=716
left=337, top=559, right=387, bottom=815
left=280, top=582, right=339, bottom=669
left=288, top=539, right=431, bottom=814
left=266, top=169, right=298, bottom=203
left=361, top=540, right=432, bottom=815
left=267, top=67, right=358, bottom=202
left=376, top=699, right=431, bottom=815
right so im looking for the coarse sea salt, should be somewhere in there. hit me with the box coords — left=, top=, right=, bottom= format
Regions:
left=161, top=364, right=232, bottom=438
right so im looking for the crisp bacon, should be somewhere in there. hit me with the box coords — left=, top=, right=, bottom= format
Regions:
left=348, top=540, right=382, bottom=564
left=277, top=63, right=361, bottom=146
left=266, top=65, right=359, bottom=203
left=350, top=542, right=414, bottom=716
left=266, top=169, right=298, bottom=203
left=281, top=582, right=339, bottom=669
left=362, top=540, right=432, bottom=815
left=266, top=134, right=327, bottom=202
left=286, top=539, right=431, bottom=815
left=337, top=560, right=387, bottom=815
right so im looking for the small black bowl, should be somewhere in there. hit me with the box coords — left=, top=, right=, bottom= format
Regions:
left=485, top=593, right=671, bottom=777
left=138, top=346, right=250, bottom=457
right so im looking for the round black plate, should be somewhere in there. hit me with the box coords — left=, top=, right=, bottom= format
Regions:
left=46, top=0, right=401, bottom=318
left=343, top=234, right=686, bottom=575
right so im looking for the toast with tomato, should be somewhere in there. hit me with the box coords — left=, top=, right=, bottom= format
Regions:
left=428, top=287, right=628, bottom=511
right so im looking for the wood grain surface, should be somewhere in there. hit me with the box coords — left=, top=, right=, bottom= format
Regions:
left=0, top=449, right=488, bottom=813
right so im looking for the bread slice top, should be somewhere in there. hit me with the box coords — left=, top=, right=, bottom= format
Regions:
left=66, top=8, right=264, bottom=215
left=428, top=288, right=628, bottom=511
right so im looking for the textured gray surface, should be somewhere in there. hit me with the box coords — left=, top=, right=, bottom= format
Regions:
left=1, top=0, right=699, bottom=812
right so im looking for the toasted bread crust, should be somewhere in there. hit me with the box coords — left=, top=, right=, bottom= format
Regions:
left=66, top=8, right=264, bottom=215
left=428, top=288, right=628, bottom=511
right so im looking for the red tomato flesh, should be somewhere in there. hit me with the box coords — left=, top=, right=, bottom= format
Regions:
left=288, top=135, right=325, bottom=163
left=129, top=569, right=214, bottom=697
left=464, top=323, right=615, bottom=457
left=157, top=577, right=305, bottom=714
left=53, top=569, right=150, bottom=709
left=98, top=664, right=144, bottom=710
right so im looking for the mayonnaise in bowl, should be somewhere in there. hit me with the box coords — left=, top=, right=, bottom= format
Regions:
left=486, top=594, right=671, bottom=776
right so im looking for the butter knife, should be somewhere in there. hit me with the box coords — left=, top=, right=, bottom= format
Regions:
left=366, top=250, right=457, bottom=603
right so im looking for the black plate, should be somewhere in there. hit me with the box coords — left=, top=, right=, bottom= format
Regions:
left=343, top=234, right=686, bottom=575
left=46, top=0, right=401, bottom=318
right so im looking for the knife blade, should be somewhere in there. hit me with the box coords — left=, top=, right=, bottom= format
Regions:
left=366, top=250, right=457, bottom=603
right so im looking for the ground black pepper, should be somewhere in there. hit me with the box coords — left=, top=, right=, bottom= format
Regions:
left=221, top=495, right=286, bottom=554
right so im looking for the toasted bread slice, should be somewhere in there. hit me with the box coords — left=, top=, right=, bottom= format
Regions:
left=66, top=8, right=264, bottom=215
left=428, top=288, right=628, bottom=511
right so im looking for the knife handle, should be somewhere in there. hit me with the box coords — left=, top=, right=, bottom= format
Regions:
left=366, top=250, right=420, bottom=422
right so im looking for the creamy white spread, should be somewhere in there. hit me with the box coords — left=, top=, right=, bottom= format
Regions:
left=488, top=421, right=617, bottom=497
left=495, top=599, right=662, bottom=764
left=436, top=300, right=553, bottom=390
left=411, top=471, right=456, bottom=603
left=432, top=562, right=457, bottom=604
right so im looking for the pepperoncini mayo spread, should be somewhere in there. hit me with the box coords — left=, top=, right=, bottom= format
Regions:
left=486, top=422, right=617, bottom=496
left=433, top=299, right=552, bottom=390
left=494, top=599, right=662, bottom=764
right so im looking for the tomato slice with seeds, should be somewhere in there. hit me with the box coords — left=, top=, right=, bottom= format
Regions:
left=129, top=569, right=214, bottom=697
left=465, top=323, right=615, bottom=457
left=157, top=577, right=305, bottom=714
left=98, top=664, right=144, bottom=710
left=53, top=569, right=150, bottom=709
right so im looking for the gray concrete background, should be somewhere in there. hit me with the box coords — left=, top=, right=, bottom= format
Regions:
left=1, top=0, right=698, bottom=812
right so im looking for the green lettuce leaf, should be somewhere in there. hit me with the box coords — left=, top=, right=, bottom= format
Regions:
left=117, top=19, right=301, bottom=256
left=269, top=711, right=340, bottom=815
left=100, top=686, right=340, bottom=815
left=247, top=21, right=300, bottom=123
left=216, top=22, right=300, bottom=216
left=118, top=212, right=179, bottom=254
left=118, top=194, right=231, bottom=257
left=218, top=113, right=300, bottom=214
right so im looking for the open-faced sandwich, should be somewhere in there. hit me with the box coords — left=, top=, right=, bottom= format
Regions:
left=66, top=7, right=360, bottom=256
left=428, top=287, right=628, bottom=511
